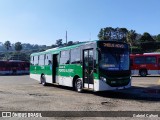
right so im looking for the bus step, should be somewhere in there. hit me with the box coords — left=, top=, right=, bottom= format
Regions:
left=83, top=88, right=94, bottom=91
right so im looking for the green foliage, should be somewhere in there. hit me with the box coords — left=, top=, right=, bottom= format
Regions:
left=98, top=28, right=104, bottom=40
left=0, top=53, right=5, bottom=60
left=156, top=34, right=160, bottom=42
left=126, top=30, right=137, bottom=46
left=9, top=52, right=29, bottom=61
left=56, top=39, right=63, bottom=46
left=139, top=32, right=155, bottom=42
left=67, top=41, right=73, bottom=46
left=98, top=27, right=128, bottom=42
left=98, top=27, right=160, bottom=53
left=130, top=46, right=142, bottom=54
left=15, top=42, right=22, bottom=52
left=51, top=44, right=57, bottom=48
left=4, top=41, right=12, bottom=60
left=140, top=42, right=160, bottom=53
left=4, top=41, right=11, bottom=51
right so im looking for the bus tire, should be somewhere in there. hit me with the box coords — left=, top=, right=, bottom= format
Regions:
left=140, top=70, right=147, bottom=77
left=75, top=78, right=83, bottom=93
left=41, top=75, right=47, bottom=86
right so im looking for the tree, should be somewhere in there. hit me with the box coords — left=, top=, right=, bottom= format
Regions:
left=14, top=42, right=23, bottom=60
left=33, top=44, right=39, bottom=49
left=156, top=34, right=160, bottom=42
left=22, top=43, right=33, bottom=50
left=67, top=41, right=73, bottom=46
left=50, top=44, right=57, bottom=48
left=4, top=41, right=11, bottom=60
left=15, top=42, right=22, bottom=52
left=98, top=28, right=104, bottom=40
left=120, top=28, right=128, bottom=41
left=98, top=27, right=128, bottom=42
left=56, top=39, right=63, bottom=46
left=98, top=27, right=114, bottom=40
left=4, top=41, right=11, bottom=51
left=139, top=32, right=155, bottom=42
left=126, top=30, right=137, bottom=46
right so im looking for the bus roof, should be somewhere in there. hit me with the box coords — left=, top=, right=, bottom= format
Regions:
left=8, top=60, right=27, bottom=62
left=0, top=60, right=27, bottom=62
left=30, top=40, right=128, bottom=56
left=143, top=52, right=160, bottom=55
left=30, top=40, right=97, bottom=56
left=130, top=52, right=160, bottom=57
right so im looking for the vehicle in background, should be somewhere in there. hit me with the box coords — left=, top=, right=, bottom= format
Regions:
left=130, top=53, right=160, bottom=76
left=0, top=60, right=29, bottom=75
left=30, top=40, right=131, bottom=92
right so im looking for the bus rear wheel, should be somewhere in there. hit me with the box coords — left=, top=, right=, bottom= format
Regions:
left=140, top=70, right=147, bottom=77
left=75, top=78, right=83, bottom=93
left=41, top=75, right=47, bottom=86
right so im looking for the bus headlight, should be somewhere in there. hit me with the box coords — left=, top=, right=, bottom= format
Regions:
left=100, top=77, right=106, bottom=82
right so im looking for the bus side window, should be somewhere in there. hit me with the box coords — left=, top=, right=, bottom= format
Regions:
left=158, top=58, right=160, bottom=66
left=45, top=54, right=52, bottom=65
left=34, top=56, right=38, bottom=65
left=30, top=56, right=34, bottom=65
left=71, top=47, right=80, bottom=64
left=39, top=55, right=45, bottom=66
left=146, top=56, right=156, bottom=64
left=134, top=57, right=144, bottom=64
left=60, top=50, right=70, bottom=64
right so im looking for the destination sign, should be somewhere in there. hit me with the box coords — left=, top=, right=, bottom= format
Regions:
left=103, top=43, right=125, bottom=48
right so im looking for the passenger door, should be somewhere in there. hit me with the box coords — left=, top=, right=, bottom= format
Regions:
left=83, top=49, right=94, bottom=89
left=52, top=54, right=59, bottom=83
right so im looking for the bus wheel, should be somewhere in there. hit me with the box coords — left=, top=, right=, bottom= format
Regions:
left=140, top=70, right=147, bottom=77
left=41, top=75, right=47, bottom=86
left=75, top=78, right=83, bottom=93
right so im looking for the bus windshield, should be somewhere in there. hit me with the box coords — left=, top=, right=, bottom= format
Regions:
left=99, top=48, right=129, bottom=71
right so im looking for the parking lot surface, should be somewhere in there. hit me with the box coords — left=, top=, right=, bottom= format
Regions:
left=0, top=75, right=160, bottom=119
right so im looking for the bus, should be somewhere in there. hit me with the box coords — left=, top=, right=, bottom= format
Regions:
left=130, top=53, right=160, bottom=76
left=0, top=60, right=30, bottom=75
left=30, top=40, right=131, bottom=92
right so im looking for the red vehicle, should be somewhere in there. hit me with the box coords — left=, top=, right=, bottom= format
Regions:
left=130, top=53, right=160, bottom=76
left=0, top=60, right=29, bottom=75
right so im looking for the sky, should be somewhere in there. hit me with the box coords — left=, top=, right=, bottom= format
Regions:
left=0, top=0, right=160, bottom=45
